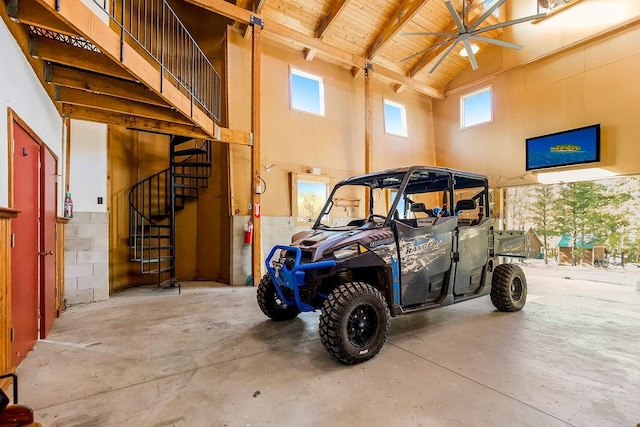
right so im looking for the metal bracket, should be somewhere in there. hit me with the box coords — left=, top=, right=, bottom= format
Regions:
left=249, top=15, right=264, bottom=29
left=364, top=62, right=374, bottom=71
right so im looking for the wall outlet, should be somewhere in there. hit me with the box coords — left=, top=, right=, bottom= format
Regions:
left=97, top=197, right=103, bottom=204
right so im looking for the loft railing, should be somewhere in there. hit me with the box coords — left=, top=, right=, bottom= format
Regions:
left=90, top=0, right=221, bottom=122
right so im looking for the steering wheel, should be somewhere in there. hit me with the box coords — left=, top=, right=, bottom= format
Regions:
left=368, top=214, right=387, bottom=222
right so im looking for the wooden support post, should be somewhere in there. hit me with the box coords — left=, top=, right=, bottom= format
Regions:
left=364, top=67, right=373, bottom=213
left=251, top=23, right=262, bottom=286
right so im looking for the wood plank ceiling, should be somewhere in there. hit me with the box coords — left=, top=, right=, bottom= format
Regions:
left=235, top=0, right=506, bottom=96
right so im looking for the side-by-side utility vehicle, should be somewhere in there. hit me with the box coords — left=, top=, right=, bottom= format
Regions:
left=257, top=166, right=527, bottom=364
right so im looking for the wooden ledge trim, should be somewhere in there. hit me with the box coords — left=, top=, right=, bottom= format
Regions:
left=0, top=207, right=20, bottom=218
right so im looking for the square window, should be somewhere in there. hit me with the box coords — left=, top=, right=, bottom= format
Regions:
left=291, top=173, right=331, bottom=226
left=460, top=86, right=492, bottom=129
left=383, top=100, right=408, bottom=138
left=290, top=68, right=325, bottom=116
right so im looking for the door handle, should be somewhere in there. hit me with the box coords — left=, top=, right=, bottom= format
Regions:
left=39, top=250, right=54, bottom=256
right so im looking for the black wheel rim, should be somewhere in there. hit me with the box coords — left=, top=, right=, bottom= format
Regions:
left=510, top=277, right=523, bottom=301
left=347, top=304, right=378, bottom=347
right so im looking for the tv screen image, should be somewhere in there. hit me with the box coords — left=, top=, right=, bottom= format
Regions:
left=526, top=124, right=600, bottom=171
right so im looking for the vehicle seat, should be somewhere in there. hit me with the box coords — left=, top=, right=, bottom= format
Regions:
left=410, top=202, right=434, bottom=217
left=455, top=199, right=479, bottom=226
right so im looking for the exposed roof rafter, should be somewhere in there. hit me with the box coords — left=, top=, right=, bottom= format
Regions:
left=367, top=0, right=429, bottom=60
left=317, top=0, right=350, bottom=39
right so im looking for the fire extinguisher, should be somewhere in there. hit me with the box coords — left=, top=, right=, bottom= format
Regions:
left=244, top=219, right=254, bottom=245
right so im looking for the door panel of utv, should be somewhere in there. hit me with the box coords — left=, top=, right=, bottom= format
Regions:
left=453, top=219, right=492, bottom=296
left=394, top=217, right=456, bottom=306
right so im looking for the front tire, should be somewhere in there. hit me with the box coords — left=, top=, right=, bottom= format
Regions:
left=256, top=274, right=300, bottom=321
left=319, top=282, right=390, bottom=365
left=490, top=264, right=527, bottom=312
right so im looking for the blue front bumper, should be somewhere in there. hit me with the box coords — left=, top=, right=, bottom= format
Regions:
left=265, top=245, right=336, bottom=312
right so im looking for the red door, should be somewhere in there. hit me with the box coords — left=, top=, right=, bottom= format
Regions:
left=11, top=121, right=40, bottom=366
left=41, top=148, right=57, bottom=339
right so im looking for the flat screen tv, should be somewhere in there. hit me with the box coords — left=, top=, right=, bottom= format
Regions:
left=525, top=124, right=601, bottom=171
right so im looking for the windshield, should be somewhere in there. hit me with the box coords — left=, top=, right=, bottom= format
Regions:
left=312, top=167, right=489, bottom=231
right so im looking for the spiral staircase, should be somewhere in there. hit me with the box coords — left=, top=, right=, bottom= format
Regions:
left=128, top=136, right=212, bottom=291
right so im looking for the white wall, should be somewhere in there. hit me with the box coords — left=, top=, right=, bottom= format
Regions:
left=0, top=18, right=63, bottom=208
left=69, top=120, right=108, bottom=213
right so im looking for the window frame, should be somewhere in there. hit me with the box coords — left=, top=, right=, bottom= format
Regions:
left=383, top=99, right=408, bottom=138
left=460, top=86, right=493, bottom=130
left=291, top=172, right=332, bottom=226
left=289, top=67, right=325, bottom=116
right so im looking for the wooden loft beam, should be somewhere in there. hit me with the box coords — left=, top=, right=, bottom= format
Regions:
left=7, top=0, right=76, bottom=35
left=61, top=104, right=251, bottom=145
left=317, top=0, right=350, bottom=39
left=45, top=64, right=167, bottom=107
left=255, top=0, right=266, bottom=13
left=409, top=2, right=499, bottom=77
left=30, top=37, right=136, bottom=81
left=61, top=104, right=210, bottom=139
left=183, top=0, right=260, bottom=24
left=233, top=0, right=253, bottom=30
left=55, top=86, right=194, bottom=124
left=367, top=0, right=428, bottom=60
left=214, top=126, right=251, bottom=145
left=263, top=21, right=444, bottom=99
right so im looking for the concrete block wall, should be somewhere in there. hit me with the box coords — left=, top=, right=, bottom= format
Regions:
left=230, top=216, right=304, bottom=286
left=64, top=212, right=109, bottom=305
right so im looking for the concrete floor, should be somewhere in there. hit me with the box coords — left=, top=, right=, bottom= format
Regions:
left=14, top=267, right=640, bottom=427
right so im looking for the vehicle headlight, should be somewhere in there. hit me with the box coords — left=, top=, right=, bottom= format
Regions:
left=333, top=244, right=359, bottom=260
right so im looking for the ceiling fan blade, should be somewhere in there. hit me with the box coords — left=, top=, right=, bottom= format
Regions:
left=462, top=39, right=479, bottom=70
left=470, top=13, right=547, bottom=35
left=400, top=38, right=456, bottom=62
left=444, top=0, right=465, bottom=33
left=429, top=39, right=460, bottom=74
left=401, top=31, right=457, bottom=37
left=471, top=35, right=523, bottom=50
left=467, top=0, right=508, bottom=32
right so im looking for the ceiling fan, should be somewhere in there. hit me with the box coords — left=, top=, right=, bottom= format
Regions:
left=401, top=0, right=545, bottom=73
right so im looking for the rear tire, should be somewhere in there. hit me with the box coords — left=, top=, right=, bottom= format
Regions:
left=490, top=264, right=527, bottom=312
left=319, top=282, right=390, bottom=365
left=256, top=274, right=300, bottom=321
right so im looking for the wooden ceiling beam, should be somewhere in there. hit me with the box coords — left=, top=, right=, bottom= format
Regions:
left=30, top=36, right=137, bottom=81
left=183, top=0, right=260, bottom=25
left=317, top=0, right=350, bottom=39
left=409, top=2, right=499, bottom=77
left=55, top=86, right=193, bottom=124
left=263, top=21, right=444, bottom=99
left=367, top=0, right=429, bottom=60
left=7, top=0, right=77, bottom=36
left=304, top=48, right=317, bottom=61
left=255, top=0, right=266, bottom=13
left=45, top=64, right=167, bottom=107
left=61, top=104, right=211, bottom=139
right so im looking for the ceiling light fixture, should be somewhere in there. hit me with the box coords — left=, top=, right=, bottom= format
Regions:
left=459, top=43, right=479, bottom=57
